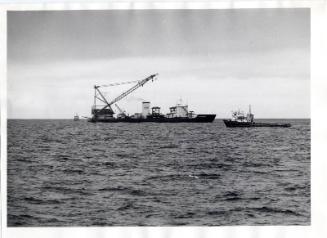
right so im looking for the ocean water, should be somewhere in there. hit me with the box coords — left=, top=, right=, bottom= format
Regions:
left=7, top=119, right=310, bottom=226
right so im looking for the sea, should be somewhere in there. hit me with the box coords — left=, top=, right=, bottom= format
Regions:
left=7, top=119, right=310, bottom=226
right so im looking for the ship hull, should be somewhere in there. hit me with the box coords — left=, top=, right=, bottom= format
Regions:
left=223, top=119, right=291, bottom=128
left=89, top=114, right=216, bottom=123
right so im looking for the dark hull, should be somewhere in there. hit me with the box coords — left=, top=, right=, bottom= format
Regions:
left=223, top=119, right=291, bottom=128
left=89, top=114, right=216, bottom=123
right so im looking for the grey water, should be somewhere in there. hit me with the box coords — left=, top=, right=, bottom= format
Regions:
left=7, top=119, right=310, bottom=226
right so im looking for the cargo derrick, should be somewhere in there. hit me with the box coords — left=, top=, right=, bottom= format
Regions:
left=91, top=74, right=158, bottom=122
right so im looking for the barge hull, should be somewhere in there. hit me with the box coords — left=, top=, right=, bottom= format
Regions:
left=223, top=119, right=291, bottom=128
left=90, top=114, right=216, bottom=123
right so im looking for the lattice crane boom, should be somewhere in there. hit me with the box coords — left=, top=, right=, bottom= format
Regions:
left=93, top=74, right=158, bottom=116
left=109, top=74, right=158, bottom=106
left=115, top=104, right=126, bottom=116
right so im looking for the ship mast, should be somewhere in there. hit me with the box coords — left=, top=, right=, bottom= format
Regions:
left=248, top=104, right=254, bottom=122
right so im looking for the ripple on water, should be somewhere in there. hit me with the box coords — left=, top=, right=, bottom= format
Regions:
left=7, top=119, right=310, bottom=226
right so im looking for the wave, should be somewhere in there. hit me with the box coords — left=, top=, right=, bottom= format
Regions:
left=99, top=186, right=148, bottom=197
left=23, top=196, right=61, bottom=205
left=251, top=206, right=302, bottom=216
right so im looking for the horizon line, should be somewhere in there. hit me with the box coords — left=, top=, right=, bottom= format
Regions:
left=7, top=117, right=311, bottom=120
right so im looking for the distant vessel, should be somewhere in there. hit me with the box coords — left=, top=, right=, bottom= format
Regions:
left=88, top=74, right=216, bottom=123
left=73, top=114, right=79, bottom=121
left=223, top=105, right=291, bottom=128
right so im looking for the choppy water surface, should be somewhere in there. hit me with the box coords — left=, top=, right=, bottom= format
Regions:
left=7, top=119, right=310, bottom=226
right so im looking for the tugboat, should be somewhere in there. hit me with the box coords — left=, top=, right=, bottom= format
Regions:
left=73, top=113, right=79, bottom=121
left=223, top=105, right=291, bottom=128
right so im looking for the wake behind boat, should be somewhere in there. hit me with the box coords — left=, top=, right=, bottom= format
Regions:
left=223, top=106, right=291, bottom=128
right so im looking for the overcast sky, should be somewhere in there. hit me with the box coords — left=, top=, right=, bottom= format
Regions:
left=8, top=9, right=310, bottom=119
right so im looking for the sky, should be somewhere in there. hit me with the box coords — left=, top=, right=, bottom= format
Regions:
left=7, top=9, right=310, bottom=119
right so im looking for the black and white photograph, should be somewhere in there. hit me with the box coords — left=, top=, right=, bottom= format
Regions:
left=6, top=8, right=311, bottom=227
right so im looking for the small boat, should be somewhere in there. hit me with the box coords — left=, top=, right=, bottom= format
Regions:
left=223, top=105, right=291, bottom=128
left=73, top=114, right=79, bottom=121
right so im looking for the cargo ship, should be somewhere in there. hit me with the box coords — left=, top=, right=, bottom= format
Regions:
left=88, top=74, right=216, bottom=123
left=223, top=106, right=291, bottom=128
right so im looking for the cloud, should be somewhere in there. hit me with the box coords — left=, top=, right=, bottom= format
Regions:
left=9, top=46, right=309, bottom=85
left=8, top=50, right=309, bottom=118
left=8, top=9, right=309, bottom=63
left=7, top=9, right=310, bottom=119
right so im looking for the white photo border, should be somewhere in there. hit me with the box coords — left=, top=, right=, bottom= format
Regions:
left=1, top=1, right=326, bottom=238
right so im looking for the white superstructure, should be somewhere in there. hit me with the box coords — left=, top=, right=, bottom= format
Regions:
left=166, top=103, right=190, bottom=118
left=231, top=105, right=254, bottom=122
left=142, top=101, right=151, bottom=118
left=176, top=104, right=188, bottom=117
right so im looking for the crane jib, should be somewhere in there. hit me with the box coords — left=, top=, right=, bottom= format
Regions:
left=92, top=74, right=158, bottom=116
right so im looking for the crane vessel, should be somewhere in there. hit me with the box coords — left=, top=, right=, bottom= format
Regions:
left=88, top=74, right=216, bottom=123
